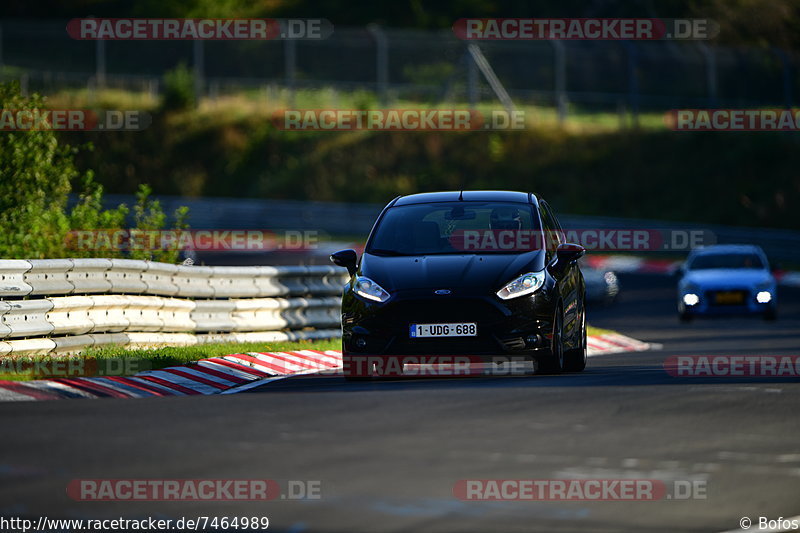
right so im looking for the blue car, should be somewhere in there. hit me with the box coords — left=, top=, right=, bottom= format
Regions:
left=677, top=244, right=777, bottom=322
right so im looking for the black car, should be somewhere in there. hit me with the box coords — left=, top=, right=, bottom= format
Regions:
left=330, top=190, right=587, bottom=376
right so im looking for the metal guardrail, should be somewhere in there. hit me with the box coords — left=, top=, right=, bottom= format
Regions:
left=0, top=259, right=348, bottom=357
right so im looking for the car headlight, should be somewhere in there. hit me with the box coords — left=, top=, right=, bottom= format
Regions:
left=683, top=293, right=700, bottom=306
left=353, top=276, right=391, bottom=303
left=496, top=271, right=545, bottom=300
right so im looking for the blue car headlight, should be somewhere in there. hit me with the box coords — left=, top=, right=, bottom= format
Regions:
left=680, top=282, right=701, bottom=306
left=755, top=281, right=775, bottom=304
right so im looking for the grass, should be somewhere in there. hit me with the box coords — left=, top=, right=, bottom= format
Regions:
left=587, top=325, right=616, bottom=336
left=0, top=327, right=621, bottom=382
left=45, top=86, right=668, bottom=133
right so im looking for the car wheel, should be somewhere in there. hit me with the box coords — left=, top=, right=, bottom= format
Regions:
left=679, top=312, right=692, bottom=323
left=537, top=306, right=565, bottom=375
left=564, top=307, right=587, bottom=372
left=763, top=309, right=777, bottom=321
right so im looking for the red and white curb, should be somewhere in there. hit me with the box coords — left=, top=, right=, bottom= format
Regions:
left=588, top=333, right=658, bottom=355
left=0, top=335, right=654, bottom=402
left=0, top=350, right=342, bottom=402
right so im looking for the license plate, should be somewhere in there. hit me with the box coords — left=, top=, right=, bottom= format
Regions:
left=410, top=323, right=477, bottom=338
left=715, top=291, right=744, bottom=305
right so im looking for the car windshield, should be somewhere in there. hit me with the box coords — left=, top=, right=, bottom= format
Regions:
left=688, top=253, right=765, bottom=270
left=368, top=202, right=542, bottom=255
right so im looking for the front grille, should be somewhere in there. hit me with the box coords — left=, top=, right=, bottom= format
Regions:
left=389, top=335, right=503, bottom=355
left=384, top=298, right=504, bottom=326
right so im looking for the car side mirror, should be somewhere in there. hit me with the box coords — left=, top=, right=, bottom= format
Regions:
left=548, top=243, right=585, bottom=277
left=330, top=249, right=358, bottom=276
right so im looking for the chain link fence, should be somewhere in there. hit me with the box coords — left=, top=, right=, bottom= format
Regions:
left=1, top=19, right=798, bottom=116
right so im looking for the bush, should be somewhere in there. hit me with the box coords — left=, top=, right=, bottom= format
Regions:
left=161, top=62, right=196, bottom=112
left=0, top=82, right=189, bottom=261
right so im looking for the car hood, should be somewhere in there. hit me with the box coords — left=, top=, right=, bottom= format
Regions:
left=361, top=251, right=545, bottom=293
left=682, top=268, right=774, bottom=288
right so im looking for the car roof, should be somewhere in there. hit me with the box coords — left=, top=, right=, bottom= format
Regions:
left=392, top=190, right=536, bottom=207
left=691, top=244, right=765, bottom=255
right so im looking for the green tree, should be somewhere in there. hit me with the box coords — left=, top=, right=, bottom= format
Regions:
left=0, top=81, right=189, bottom=262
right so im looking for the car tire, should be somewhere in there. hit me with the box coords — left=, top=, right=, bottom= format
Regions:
left=564, top=307, right=587, bottom=372
left=679, top=312, right=692, bottom=323
left=763, top=309, right=777, bottom=321
left=537, top=305, right=565, bottom=375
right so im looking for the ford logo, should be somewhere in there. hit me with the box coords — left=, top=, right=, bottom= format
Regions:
left=434, top=289, right=451, bottom=295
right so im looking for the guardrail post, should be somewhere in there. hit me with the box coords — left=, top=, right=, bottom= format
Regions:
left=622, top=41, right=639, bottom=128
left=466, top=50, right=478, bottom=108
left=193, top=38, right=204, bottom=108
left=551, top=39, right=568, bottom=124
left=367, top=24, right=389, bottom=106
left=284, top=38, right=296, bottom=106
left=772, top=47, right=793, bottom=109
left=698, top=42, right=718, bottom=107
left=96, top=38, right=106, bottom=89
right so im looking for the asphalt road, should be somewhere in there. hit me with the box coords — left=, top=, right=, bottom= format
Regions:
left=1, top=273, right=799, bottom=533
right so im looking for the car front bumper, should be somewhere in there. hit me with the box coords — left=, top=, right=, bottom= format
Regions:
left=678, top=287, right=776, bottom=315
left=341, top=288, right=557, bottom=357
